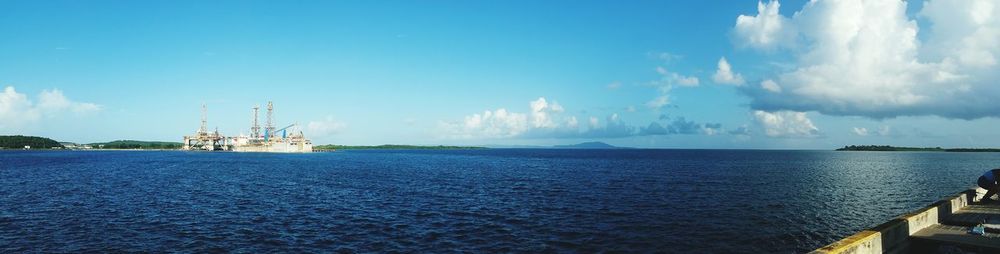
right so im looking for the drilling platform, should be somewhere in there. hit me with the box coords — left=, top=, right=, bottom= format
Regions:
left=182, top=104, right=227, bottom=151
left=181, top=102, right=313, bottom=153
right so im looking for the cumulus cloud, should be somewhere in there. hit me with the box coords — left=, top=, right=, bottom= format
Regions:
left=734, top=1, right=796, bottom=50
left=733, top=0, right=1000, bottom=119
left=921, top=0, right=1000, bottom=68
left=638, top=117, right=717, bottom=136
left=579, top=113, right=638, bottom=138
left=0, top=87, right=38, bottom=126
left=753, top=110, right=819, bottom=138
left=759, top=79, right=782, bottom=93
left=448, top=108, right=528, bottom=139
left=529, top=97, right=564, bottom=129
left=306, top=116, right=346, bottom=137
left=712, top=57, right=745, bottom=85
left=443, top=97, right=720, bottom=139
left=442, top=97, right=577, bottom=139
left=0, top=86, right=101, bottom=131
left=37, top=89, right=101, bottom=114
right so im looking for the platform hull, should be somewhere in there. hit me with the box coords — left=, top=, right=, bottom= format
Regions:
left=231, top=142, right=312, bottom=153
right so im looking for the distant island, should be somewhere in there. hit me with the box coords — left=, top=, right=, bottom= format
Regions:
left=837, top=145, right=1000, bottom=152
left=314, top=144, right=486, bottom=150
left=0, top=135, right=63, bottom=149
left=552, top=141, right=625, bottom=149
left=0, top=136, right=185, bottom=150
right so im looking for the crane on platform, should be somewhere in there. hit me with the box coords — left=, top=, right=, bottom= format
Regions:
left=265, top=123, right=296, bottom=140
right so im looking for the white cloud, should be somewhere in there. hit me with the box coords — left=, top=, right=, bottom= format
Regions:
left=306, top=116, right=346, bottom=137
left=443, top=97, right=579, bottom=139
left=38, top=89, right=71, bottom=111
left=753, top=110, right=819, bottom=138
left=37, top=89, right=101, bottom=114
left=0, top=86, right=101, bottom=131
left=443, top=97, right=718, bottom=139
left=852, top=127, right=869, bottom=136
left=449, top=108, right=528, bottom=138
left=921, top=0, right=1000, bottom=68
left=529, top=97, right=563, bottom=128
left=580, top=113, right=638, bottom=138
left=760, top=79, right=782, bottom=93
left=0, top=87, right=39, bottom=128
left=656, top=66, right=699, bottom=87
left=734, top=0, right=795, bottom=50
left=712, top=57, right=745, bottom=85
left=733, top=0, right=1000, bottom=119
left=645, top=66, right=698, bottom=110
left=646, top=95, right=670, bottom=109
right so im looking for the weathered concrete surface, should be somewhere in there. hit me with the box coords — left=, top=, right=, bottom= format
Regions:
left=910, top=224, right=1000, bottom=252
left=810, top=230, right=883, bottom=254
left=810, top=189, right=979, bottom=254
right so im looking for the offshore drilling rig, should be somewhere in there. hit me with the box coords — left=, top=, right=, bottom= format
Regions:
left=229, top=101, right=313, bottom=152
left=181, top=102, right=313, bottom=153
left=181, top=104, right=226, bottom=151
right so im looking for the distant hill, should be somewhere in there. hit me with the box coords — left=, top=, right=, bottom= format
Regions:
left=552, top=141, right=623, bottom=149
left=0, top=135, right=63, bottom=149
left=482, top=145, right=550, bottom=149
left=88, top=140, right=183, bottom=149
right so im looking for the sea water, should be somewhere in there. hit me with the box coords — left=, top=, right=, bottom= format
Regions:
left=1, top=149, right=997, bottom=253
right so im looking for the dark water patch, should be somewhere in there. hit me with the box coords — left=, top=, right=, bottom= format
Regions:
left=0, top=149, right=997, bottom=253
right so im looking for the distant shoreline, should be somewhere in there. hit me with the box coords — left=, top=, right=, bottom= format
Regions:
left=314, top=144, right=487, bottom=150
left=0, top=148, right=182, bottom=151
left=836, top=145, right=1000, bottom=152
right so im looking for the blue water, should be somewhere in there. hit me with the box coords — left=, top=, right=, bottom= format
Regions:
left=1, top=149, right=997, bottom=253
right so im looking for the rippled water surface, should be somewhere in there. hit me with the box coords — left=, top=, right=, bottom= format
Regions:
left=1, top=149, right=998, bottom=253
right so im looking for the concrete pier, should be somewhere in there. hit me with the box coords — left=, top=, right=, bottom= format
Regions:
left=811, top=188, right=1000, bottom=254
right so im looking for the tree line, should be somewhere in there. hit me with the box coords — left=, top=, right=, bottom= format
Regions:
left=0, top=135, right=63, bottom=149
left=89, top=140, right=183, bottom=149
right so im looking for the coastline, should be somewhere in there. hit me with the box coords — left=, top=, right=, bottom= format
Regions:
left=837, top=145, right=1000, bottom=152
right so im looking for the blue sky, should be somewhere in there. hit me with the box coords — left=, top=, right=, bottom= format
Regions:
left=2, top=0, right=999, bottom=149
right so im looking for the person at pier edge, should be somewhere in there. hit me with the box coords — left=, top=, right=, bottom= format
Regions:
left=978, top=168, right=1000, bottom=202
